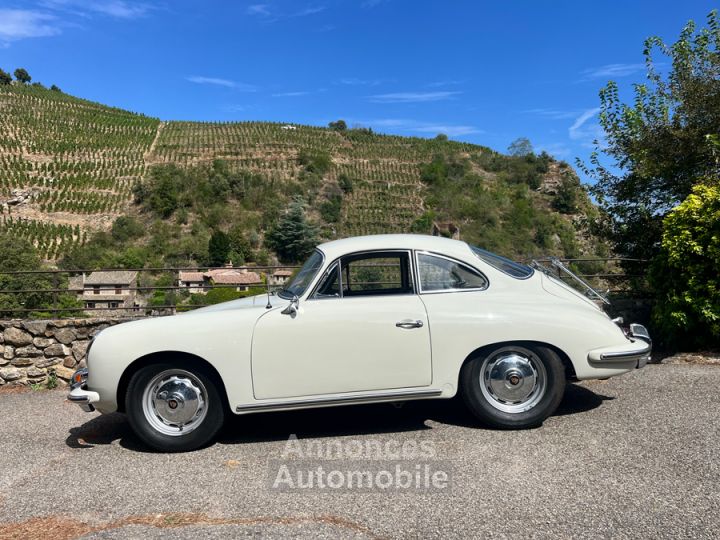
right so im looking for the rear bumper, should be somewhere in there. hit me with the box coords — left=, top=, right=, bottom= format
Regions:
left=587, top=323, right=652, bottom=369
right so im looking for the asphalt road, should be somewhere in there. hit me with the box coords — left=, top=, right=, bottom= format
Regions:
left=0, top=364, right=718, bottom=539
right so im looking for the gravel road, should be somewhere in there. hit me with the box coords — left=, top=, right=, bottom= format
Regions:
left=0, top=364, right=718, bottom=539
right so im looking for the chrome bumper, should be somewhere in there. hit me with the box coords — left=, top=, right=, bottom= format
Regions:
left=588, top=323, right=652, bottom=369
left=67, top=368, right=100, bottom=412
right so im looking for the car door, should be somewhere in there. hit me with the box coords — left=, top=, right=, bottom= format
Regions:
left=251, top=250, right=432, bottom=399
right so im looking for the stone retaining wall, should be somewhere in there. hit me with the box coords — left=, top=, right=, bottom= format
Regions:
left=0, top=318, right=139, bottom=387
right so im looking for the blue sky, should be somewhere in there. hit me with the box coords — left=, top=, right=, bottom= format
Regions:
left=0, top=0, right=717, bottom=170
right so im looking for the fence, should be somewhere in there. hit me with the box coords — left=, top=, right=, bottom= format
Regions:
left=0, top=258, right=649, bottom=319
left=0, top=265, right=299, bottom=317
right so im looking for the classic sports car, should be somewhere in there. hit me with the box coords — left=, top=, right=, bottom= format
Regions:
left=68, top=234, right=651, bottom=451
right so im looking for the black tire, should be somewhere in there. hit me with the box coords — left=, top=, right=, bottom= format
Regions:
left=460, top=344, right=565, bottom=429
left=125, top=361, right=226, bottom=452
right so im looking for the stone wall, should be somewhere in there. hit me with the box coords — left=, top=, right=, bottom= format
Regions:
left=0, top=318, right=139, bottom=387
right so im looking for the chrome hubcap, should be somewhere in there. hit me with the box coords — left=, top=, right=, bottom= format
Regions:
left=142, top=370, right=208, bottom=436
left=480, top=349, right=547, bottom=413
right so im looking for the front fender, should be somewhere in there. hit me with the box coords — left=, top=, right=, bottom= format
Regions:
left=86, top=308, right=268, bottom=413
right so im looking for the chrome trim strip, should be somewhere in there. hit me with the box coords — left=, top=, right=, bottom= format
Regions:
left=597, top=342, right=652, bottom=362
left=236, top=388, right=443, bottom=413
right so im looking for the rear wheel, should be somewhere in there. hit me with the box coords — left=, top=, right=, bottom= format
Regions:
left=126, top=362, right=225, bottom=452
left=460, top=344, right=565, bottom=429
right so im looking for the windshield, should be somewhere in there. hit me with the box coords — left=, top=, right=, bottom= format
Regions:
left=470, top=245, right=534, bottom=279
left=278, top=250, right=324, bottom=299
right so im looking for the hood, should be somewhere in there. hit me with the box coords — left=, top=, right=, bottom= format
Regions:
left=539, top=273, right=607, bottom=314
left=185, top=293, right=279, bottom=315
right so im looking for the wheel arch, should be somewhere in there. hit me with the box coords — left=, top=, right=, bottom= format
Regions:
left=116, top=351, right=230, bottom=413
left=459, top=340, right=577, bottom=384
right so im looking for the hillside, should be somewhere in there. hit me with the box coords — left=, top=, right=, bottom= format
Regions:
left=0, top=84, right=605, bottom=265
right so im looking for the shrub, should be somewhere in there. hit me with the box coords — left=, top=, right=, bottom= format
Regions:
left=553, top=174, right=580, bottom=214
left=649, top=182, right=720, bottom=349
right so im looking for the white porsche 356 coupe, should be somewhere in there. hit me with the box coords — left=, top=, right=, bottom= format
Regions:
left=68, top=234, right=651, bottom=451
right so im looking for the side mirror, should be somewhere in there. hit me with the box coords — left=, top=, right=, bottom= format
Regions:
left=281, top=295, right=299, bottom=316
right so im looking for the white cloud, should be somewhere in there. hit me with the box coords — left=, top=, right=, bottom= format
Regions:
left=580, top=63, right=645, bottom=80
left=569, top=107, right=603, bottom=146
left=293, top=6, right=326, bottom=17
left=338, top=77, right=384, bottom=86
left=186, top=76, right=257, bottom=91
left=272, top=91, right=310, bottom=97
left=247, top=3, right=326, bottom=20
left=426, top=80, right=463, bottom=88
left=524, top=108, right=581, bottom=120
left=368, top=91, right=461, bottom=103
left=247, top=4, right=271, bottom=16
left=41, top=0, right=151, bottom=20
left=0, top=9, right=60, bottom=41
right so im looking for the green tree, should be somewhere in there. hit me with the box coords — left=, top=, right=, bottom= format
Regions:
left=208, top=230, right=231, bottom=267
left=50, top=84, right=61, bottom=92
left=582, top=10, right=720, bottom=263
left=0, top=234, right=78, bottom=317
left=13, top=68, right=31, bottom=84
left=0, top=69, right=11, bottom=85
left=649, top=183, right=720, bottom=349
left=265, top=198, right=319, bottom=263
left=553, top=175, right=580, bottom=214
left=507, top=137, right=533, bottom=157
left=111, top=216, right=145, bottom=242
left=328, top=119, right=347, bottom=131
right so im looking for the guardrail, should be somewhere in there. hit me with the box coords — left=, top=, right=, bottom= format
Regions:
left=0, top=257, right=649, bottom=318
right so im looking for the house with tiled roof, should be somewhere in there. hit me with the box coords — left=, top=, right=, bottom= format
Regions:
left=178, top=265, right=262, bottom=294
left=270, top=268, right=294, bottom=287
left=70, top=271, right=140, bottom=315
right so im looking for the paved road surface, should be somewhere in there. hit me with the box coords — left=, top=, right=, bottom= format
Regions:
left=0, top=364, right=718, bottom=539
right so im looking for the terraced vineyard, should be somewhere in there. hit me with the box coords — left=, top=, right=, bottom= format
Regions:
left=0, top=85, right=158, bottom=257
left=151, top=121, right=486, bottom=236
left=0, top=84, right=600, bottom=262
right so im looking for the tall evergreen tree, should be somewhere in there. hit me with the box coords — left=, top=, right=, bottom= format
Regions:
left=265, top=199, right=319, bottom=263
left=208, top=230, right=231, bottom=267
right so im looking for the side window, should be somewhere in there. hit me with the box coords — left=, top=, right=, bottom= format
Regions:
left=341, top=252, right=413, bottom=297
left=314, top=263, right=341, bottom=298
left=417, top=253, right=488, bottom=292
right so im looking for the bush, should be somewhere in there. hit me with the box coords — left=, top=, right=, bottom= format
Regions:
left=649, top=182, right=720, bottom=349
left=111, top=216, right=145, bottom=242
left=553, top=174, right=580, bottom=214
left=328, top=119, right=347, bottom=131
left=338, top=174, right=354, bottom=194
left=298, top=150, right=332, bottom=175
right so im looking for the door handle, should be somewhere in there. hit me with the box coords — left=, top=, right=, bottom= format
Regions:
left=395, top=319, right=424, bottom=329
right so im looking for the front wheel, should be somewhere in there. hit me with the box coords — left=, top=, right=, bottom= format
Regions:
left=460, top=344, right=565, bottom=429
left=126, top=363, right=226, bottom=452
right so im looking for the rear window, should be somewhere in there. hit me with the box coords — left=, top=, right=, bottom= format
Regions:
left=470, top=245, right=534, bottom=279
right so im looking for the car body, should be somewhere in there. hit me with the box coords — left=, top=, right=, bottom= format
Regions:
left=68, top=234, right=651, bottom=451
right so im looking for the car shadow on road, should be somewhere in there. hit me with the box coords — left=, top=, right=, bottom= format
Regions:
left=65, top=383, right=613, bottom=452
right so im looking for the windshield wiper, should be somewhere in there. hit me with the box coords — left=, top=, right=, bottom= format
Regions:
left=532, top=258, right=611, bottom=306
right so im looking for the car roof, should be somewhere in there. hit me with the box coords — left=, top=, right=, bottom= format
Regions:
left=317, top=234, right=473, bottom=261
